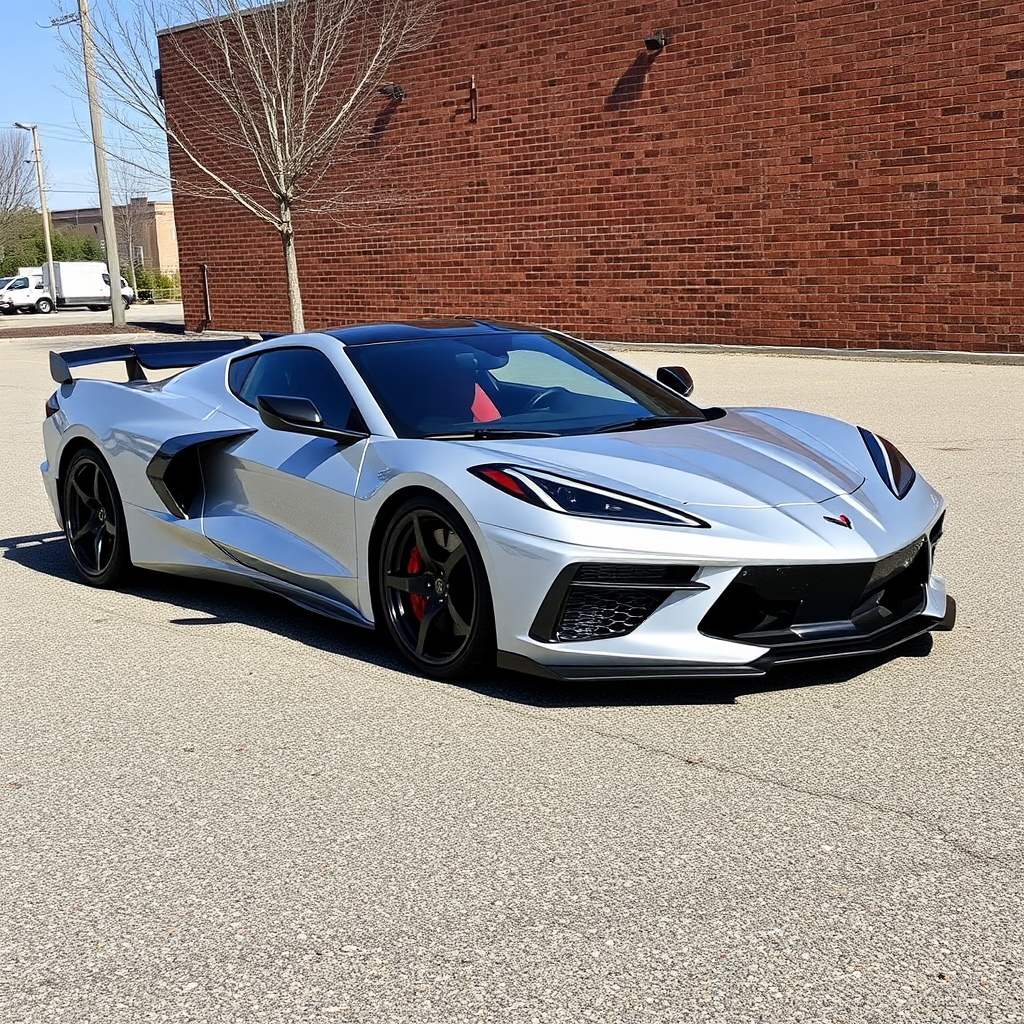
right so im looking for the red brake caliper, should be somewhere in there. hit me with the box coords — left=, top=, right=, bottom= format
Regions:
left=406, top=545, right=427, bottom=620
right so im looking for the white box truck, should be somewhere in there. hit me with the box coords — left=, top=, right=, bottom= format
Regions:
left=0, top=268, right=52, bottom=314
left=41, top=261, right=134, bottom=311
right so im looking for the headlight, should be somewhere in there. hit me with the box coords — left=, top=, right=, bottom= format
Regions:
left=469, top=465, right=709, bottom=527
left=858, top=428, right=916, bottom=499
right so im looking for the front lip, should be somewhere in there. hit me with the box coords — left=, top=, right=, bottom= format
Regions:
left=497, top=596, right=956, bottom=681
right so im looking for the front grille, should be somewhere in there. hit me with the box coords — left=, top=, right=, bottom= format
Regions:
left=700, top=538, right=930, bottom=647
left=867, top=537, right=925, bottom=590
left=530, top=563, right=704, bottom=643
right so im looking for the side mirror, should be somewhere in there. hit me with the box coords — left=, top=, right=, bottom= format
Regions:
left=256, top=394, right=369, bottom=445
left=657, top=366, right=694, bottom=398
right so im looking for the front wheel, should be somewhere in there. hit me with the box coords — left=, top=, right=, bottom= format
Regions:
left=36, top=297, right=54, bottom=314
left=376, top=496, right=495, bottom=680
left=61, top=449, right=132, bottom=587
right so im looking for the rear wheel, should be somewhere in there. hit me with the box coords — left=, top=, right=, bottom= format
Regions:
left=61, top=449, right=132, bottom=587
left=376, top=496, right=495, bottom=680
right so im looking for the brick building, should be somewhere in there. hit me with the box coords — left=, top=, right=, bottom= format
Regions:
left=161, top=0, right=1021, bottom=352
left=50, top=198, right=180, bottom=274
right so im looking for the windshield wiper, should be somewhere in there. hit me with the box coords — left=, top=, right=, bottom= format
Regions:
left=593, top=415, right=699, bottom=434
left=422, top=428, right=561, bottom=440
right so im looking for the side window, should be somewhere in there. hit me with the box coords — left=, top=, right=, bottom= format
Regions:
left=10, top=277, right=28, bottom=290
left=227, top=354, right=258, bottom=395
left=231, top=347, right=365, bottom=432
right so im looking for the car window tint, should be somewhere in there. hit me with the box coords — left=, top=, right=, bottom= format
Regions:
left=345, top=330, right=703, bottom=438
left=227, top=354, right=258, bottom=395
left=234, top=347, right=365, bottom=432
left=491, top=350, right=625, bottom=400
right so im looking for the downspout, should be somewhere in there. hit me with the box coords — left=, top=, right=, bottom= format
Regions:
left=199, top=262, right=212, bottom=331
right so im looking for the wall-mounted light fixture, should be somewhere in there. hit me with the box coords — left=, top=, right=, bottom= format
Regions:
left=378, top=82, right=405, bottom=102
left=644, top=30, right=669, bottom=52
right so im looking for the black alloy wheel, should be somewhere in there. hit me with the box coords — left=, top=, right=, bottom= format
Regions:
left=377, top=496, right=495, bottom=680
left=62, top=449, right=132, bottom=587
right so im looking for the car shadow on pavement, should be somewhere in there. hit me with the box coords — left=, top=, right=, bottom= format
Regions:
left=3, top=529, right=933, bottom=707
left=456, top=636, right=934, bottom=708
left=0, top=527, right=404, bottom=668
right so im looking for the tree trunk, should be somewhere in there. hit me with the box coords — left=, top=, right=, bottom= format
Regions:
left=280, top=203, right=304, bottom=333
left=125, top=234, right=138, bottom=292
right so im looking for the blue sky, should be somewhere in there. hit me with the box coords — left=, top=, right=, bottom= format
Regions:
left=0, top=0, right=170, bottom=211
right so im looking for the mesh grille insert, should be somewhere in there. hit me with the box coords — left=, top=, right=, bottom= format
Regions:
left=557, top=587, right=669, bottom=642
left=531, top=563, right=700, bottom=643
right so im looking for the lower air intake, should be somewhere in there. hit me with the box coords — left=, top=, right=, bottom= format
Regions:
left=557, top=587, right=669, bottom=642
left=531, top=563, right=703, bottom=643
left=700, top=538, right=930, bottom=646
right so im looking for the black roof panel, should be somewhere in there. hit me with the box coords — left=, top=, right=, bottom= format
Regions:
left=323, top=319, right=532, bottom=346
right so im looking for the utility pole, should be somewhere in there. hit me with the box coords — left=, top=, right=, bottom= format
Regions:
left=13, top=123, right=55, bottom=309
left=77, top=0, right=125, bottom=327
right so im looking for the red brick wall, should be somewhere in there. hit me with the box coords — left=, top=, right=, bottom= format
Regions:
left=163, top=0, right=1022, bottom=352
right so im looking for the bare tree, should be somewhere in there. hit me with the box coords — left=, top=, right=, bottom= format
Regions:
left=110, top=157, right=156, bottom=292
left=62, top=0, right=438, bottom=331
left=0, top=130, right=36, bottom=263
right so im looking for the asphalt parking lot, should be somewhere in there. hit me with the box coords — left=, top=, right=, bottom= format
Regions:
left=1, top=322, right=1022, bottom=1024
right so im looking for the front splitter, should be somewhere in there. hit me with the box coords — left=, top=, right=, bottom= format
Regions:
left=496, top=597, right=955, bottom=683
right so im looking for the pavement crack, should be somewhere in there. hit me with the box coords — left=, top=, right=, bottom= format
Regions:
left=468, top=697, right=1007, bottom=870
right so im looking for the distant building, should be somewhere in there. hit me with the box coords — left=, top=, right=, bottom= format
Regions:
left=50, top=198, right=180, bottom=273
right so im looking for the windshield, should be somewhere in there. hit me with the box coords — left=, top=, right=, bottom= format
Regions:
left=343, top=330, right=707, bottom=438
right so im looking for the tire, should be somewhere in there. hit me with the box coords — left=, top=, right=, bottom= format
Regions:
left=61, top=448, right=132, bottom=587
left=376, top=495, right=496, bottom=680
left=36, top=297, right=54, bottom=314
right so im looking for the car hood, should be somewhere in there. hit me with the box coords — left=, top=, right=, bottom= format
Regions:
left=468, top=409, right=867, bottom=509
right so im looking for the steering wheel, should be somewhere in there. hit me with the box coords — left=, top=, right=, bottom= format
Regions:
left=524, top=387, right=563, bottom=412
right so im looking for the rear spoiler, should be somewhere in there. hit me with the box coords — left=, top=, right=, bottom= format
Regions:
left=49, top=338, right=255, bottom=385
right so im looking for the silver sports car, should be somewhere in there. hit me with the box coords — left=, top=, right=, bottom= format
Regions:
left=41, top=319, right=953, bottom=681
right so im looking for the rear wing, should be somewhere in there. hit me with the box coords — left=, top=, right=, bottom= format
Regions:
left=49, top=338, right=254, bottom=385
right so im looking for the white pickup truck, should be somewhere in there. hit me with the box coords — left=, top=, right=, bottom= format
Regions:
left=0, top=268, right=52, bottom=314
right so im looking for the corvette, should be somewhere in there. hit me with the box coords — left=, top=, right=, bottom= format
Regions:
left=41, top=319, right=954, bottom=681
